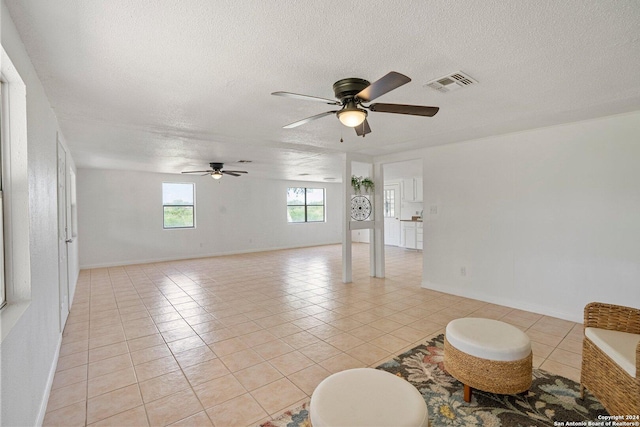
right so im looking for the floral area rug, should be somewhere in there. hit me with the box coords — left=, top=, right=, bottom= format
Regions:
left=260, top=334, right=607, bottom=427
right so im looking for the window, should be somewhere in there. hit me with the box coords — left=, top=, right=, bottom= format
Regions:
left=162, top=183, right=195, bottom=229
left=287, top=187, right=325, bottom=223
left=383, top=188, right=395, bottom=218
left=2, top=45, right=32, bottom=340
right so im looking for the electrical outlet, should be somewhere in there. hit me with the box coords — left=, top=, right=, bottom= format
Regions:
left=430, top=205, right=438, bottom=215
left=460, top=267, right=467, bottom=276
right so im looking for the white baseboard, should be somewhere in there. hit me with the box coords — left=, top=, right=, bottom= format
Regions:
left=36, top=333, right=62, bottom=426
left=79, top=241, right=341, bottom=269
left=421, top=280, right=582, bottom=324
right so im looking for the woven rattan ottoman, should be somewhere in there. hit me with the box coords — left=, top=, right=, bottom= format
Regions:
left=444, top=318, right=533, bottom=402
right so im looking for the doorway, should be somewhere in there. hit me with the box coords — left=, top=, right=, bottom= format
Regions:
left=383, top=183, right=400, bottom=246
left=382, top=159, right=423, bottom=282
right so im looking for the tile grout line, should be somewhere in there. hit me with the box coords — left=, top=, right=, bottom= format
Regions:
left=47, top=245, right=585, bottom=426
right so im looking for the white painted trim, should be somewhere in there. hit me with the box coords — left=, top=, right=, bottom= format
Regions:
left=1, top=45, right=33, bottom=342
left=0, top=301, right=30, bottom=342
left=79, top=241, right=341, bottom=269
left=421, top=280, right=582, bottom=324
left=372, top=162, right=385, bottom=278
left=349, top=220, right=377, bottom=230
left=342, top=154, right=352, bottom=283
left=36, top=333, right=62, bottom=426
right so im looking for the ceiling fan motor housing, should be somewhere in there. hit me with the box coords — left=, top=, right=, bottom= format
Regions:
left=209, top=162, right=224, bottom=170
left=333, top=78, right=370, bottom=102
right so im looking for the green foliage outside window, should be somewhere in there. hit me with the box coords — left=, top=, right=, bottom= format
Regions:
left=163, top=206, right=194, bottom=228
left=163, top=183, right=195, bottom=228
left=287, top=187, right=325, bottom=223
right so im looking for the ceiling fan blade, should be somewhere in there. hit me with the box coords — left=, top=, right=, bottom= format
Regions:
left=222, top=171, right=241, bottom=177
left=356, top=72, right=411, bottom=102
left=222, top=170, right=248, bottom=174
left=368, top=103, right=439, bottom=117
left=283, top=110, right=338, bottom=128
left=354, top=118, right=372, bottom=136
left=272, top=91, right=340, bottom=105
left=182, top=170, right=213, bottom=174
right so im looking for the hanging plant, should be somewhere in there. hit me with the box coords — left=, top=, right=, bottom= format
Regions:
left=361, top=177, right=375, bottom=193
left=351, top=175, right=375, bottom=194
left=351, top=175, right=362, bottom=194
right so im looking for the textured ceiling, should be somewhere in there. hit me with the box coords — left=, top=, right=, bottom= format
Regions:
left=5, top=0, right=640, bottom=181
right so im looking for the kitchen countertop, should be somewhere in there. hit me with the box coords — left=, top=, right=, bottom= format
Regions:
left=400, top=219, right=423, bottom=222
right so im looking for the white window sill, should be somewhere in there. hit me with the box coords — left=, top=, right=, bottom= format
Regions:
left=1, top=300, right=30, bottom=342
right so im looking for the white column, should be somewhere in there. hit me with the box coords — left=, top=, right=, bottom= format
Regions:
left=373, top=161, right=385, bottom=277
left=342, top=154, right=352, bottom=283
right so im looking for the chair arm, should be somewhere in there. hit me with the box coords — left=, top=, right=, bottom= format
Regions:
left=637, top=340, right=640, bottom=379
left=584, top=302, right=640, bottom=334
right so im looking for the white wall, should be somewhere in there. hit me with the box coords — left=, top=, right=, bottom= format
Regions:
left=417, top=111, right=640, bottom=322
left=352, top=229, right=370, bottom=243
left=1, top=3, right=80, bottom=425
left=77, top=169, right=343, bottom=268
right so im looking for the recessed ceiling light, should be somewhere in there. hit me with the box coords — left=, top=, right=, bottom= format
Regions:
left=299, top=173, right=310, bottom=176
left=237, top=160, right=252, bottom=163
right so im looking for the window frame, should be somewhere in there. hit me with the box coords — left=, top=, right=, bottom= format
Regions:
left=286, top=187, right=326, bottom=223
left=162, top=182, right=196, bottom=229
left=0, top=82, right=5, bottom=309
left=1, top=45, right=33, bottom=342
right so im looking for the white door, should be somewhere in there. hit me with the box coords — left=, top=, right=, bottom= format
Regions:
left=57, top=140, right=70, bottom=331
left=383, top=183, right=400, bottom=246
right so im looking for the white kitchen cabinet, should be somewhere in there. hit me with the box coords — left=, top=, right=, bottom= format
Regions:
left=402, top=178, right=423, bottom=202
left=401, top=221, right=422, bottom=250
left=414, top=178, right=423, bottom=202
left=402, top=178, right=415, bottom=201
left=402, top=222, right=416, bottom=248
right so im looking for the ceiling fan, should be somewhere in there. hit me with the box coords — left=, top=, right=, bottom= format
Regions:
left=181, top=163, right=248, bottom=180
left=272, top=71, right=439, bottom=136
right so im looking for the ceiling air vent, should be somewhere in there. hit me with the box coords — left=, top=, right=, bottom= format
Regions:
left=424, top=71, right=477, bottom=93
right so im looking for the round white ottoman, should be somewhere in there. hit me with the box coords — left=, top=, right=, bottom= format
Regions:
left=309, top=368, right=428, bottom=427
left=444, top=318, right=532, bottom=402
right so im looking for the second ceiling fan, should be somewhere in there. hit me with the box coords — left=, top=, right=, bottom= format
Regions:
left=272, top=71, right=439, bottom=136
left=182, top=163, right=248, bottom=180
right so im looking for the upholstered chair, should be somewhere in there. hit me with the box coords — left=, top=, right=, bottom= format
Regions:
left=580, top=302, right=640, bottom=415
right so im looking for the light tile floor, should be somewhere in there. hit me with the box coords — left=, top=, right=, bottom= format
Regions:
left=44, top=244, right=584, bottom=426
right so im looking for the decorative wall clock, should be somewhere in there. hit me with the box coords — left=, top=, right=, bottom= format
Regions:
left=351, top=195, right=372, bottom=221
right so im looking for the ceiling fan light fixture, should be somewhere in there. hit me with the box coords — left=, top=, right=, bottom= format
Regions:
left=337, top=101, right=367, bottom=127
left=338, top=109, right=367, bottom=127
left=211, top=170, right=223, bottom=180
